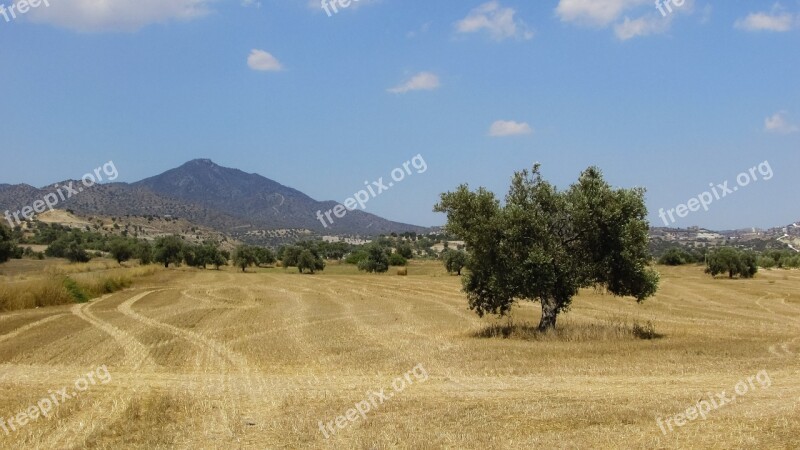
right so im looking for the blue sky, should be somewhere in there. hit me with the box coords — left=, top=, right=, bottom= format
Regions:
left=0, top=0, right=798, bottom=230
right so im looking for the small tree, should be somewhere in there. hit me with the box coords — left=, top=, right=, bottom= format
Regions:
left=233, top=245, right=258, bottom=272
left=738, top=251, right=758, bottom=278
left=281, top=245, right=302, bottom=269
left=154, top=235, right=184, bottom=268
left=182, top=244, right=202, bottom=268
left=705, top=247, right=757, bottom=279
left=443, top=249, right=468, bottom=275
left=137, top=241, right=154, bottom=265
left=200, top=241, right=227, bottom=269
left=253, top=247, right=277, bottom=267
left=66, top=242, right=91, bottom=263
left=0, top=224, right=17, bottom=264
left=297, top=249, right=325, bottom=274
left=434, top=165, right=659, bottom=331
left=109, top=238, right=136, bottom=265
left=357, top=244, right=390, bottom=273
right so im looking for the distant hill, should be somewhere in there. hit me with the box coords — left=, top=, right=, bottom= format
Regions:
left=650, top=223, right=800, bottom=255
left=0, top=159, right=429, bottom=243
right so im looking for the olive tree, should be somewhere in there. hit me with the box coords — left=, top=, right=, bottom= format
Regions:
left=233, top=245, right=259, bottom=272
left=357, top=243, right=390, bottom=273
left=442, top=249, right=468, bottom=275
left=0, top=224, right=17, bottom=264
left=154, top=235, right=184, bottom=268
left=297, top=249, right=325, bottom=274
left=434, top=165, right=659, bottom=331
left=705, top=247, right=758, bottom=279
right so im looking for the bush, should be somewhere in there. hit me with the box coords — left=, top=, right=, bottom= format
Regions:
left=357, top=244, right=389, bottom=273
left=758, top=256, right=777, bottom=269
left=344, top=250, right=367, bottom=265
left=658, top=247, right=694, bottom=266
left=66, top=242, right=92, bottom=263
left=388, top=253, right=407, bottom=266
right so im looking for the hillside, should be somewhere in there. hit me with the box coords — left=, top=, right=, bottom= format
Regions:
left=0, top=159, right=429, bottom=243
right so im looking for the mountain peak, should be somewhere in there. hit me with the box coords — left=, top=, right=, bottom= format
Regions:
left=187, top=158, right=217, bottom=167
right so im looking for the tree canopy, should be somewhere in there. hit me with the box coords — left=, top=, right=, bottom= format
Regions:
left=357, top=243, right=390, bottom=273
left=154, top=235, right=184, bottom=268
left=434, top=165, right=659, bottom=331
left=0, top=224, right=18, bottom=264
left=705, top=247, right=758, bottom=279
left=442, top=249, right=468, bottom=275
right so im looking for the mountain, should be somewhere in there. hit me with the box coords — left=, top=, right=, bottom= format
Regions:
left=0, top=159, right=428, bottom=242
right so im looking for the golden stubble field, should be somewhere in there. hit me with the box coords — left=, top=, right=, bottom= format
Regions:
left=0, top=260, right=798, bottom=449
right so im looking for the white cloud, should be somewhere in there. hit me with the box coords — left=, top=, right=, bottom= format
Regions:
left=614, top=14, right=671, bottom=40
left=21, top=0, right=214, bottom=32
left=764, top=111, right=799, bottom=134
left=735, top=9, right=796, bottom=32
left=248, top=50, right=283, bottom=72
left=489, top=120, right=533, bottom=137
left=557, top=0, right=696, bottom=40
left=456, top=1, right=533, bottom=41
left=242, top=0, right=262, bottom=8
left=387, top=72, right=440, bottom=94
left=556, top=0, right=647, bottom=27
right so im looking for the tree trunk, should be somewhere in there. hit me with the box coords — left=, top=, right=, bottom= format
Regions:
left=538, top=297, right=559, bottom=331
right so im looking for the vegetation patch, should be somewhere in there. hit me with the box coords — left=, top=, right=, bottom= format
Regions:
left=62, top=277, right=89, bottom=303
left=474, top=319, right=663, bottom=342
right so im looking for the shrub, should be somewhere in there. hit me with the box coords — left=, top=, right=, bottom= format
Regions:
left=388, top=253, right=407, bottom=266
left=357, top=244, right=389, bottom=273
left=658, top=248, right=694, bottom=266
left=344, top=250, right=367, bottom=265
left=63, top=277, right=89, bottom=303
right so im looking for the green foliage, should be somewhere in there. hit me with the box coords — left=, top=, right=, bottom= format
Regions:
left=109, top=237, right=136, bottom=264
left=344, top=250, right=367, bottom=265
left=442, top=249, right=468, bottom=275
left=65, top=242, right=91, bottom=263
left=315, top=241, right=352, bottom=260
left=705, top=247, right=758, bottom=279
left=233, top=245, right=258, bottom=272
left=297, top=249, right=325, bottom=274
left=434, top=165, right=659, bottom=331
left=253, top=247, right=276, bottom=267
left=137, top=241, right=154, bottom=265
left=63, top=277, right=89, bottom=303
left=658, top=247, right=697, bottom=266
left=280, top=245, right=302, bottom=269
left=396, top=243, right=414, bottom=259
left=0, top=224, right=18, bottom=264
left=388, top=252, right=408, bottom=266
left=357, top=244, right=390, bottom=273
left=757, top=255, right=777, bottom=269
left=154, top=235, right=184, bottom=268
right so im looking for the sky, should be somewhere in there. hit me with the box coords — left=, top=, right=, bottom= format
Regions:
left=0, top=0, right=798, bottom=230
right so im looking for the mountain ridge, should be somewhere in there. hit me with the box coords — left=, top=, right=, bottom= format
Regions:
left=0, top=159, right=429, bottom=242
